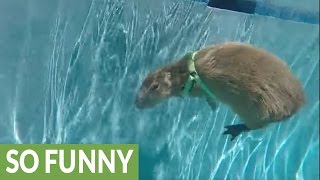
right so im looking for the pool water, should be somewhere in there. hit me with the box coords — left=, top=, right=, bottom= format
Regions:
left=0, top=0, right=318, bottom=179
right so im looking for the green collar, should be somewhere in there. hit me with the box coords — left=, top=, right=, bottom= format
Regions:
left=182, top=52, right=217, bottom=101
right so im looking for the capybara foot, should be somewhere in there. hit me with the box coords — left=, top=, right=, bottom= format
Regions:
left=223, top=124, right=250, bottom=141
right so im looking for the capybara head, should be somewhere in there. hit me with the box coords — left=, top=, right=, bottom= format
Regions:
left=135, top=70, right=174, bottom=109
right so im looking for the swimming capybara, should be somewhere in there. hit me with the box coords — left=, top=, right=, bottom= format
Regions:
left=135, top=42, right=305, bottom=140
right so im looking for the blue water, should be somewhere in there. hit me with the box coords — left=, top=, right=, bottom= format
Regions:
left=0, top=0, right=319, bottom=179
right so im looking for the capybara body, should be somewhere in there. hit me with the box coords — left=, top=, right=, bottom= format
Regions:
left=135, top=42, right=305, bottom=130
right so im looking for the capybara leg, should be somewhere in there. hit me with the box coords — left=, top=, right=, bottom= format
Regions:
left=206, top=98, right=218, bottom=111
left=223, top=124, right=250, bottom=141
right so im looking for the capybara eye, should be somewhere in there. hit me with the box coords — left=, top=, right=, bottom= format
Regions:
left=151, top=83, right=160, bottom=91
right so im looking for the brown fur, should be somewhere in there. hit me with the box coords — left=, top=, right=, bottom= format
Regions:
left=135, top=42, right=305, bottom=129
